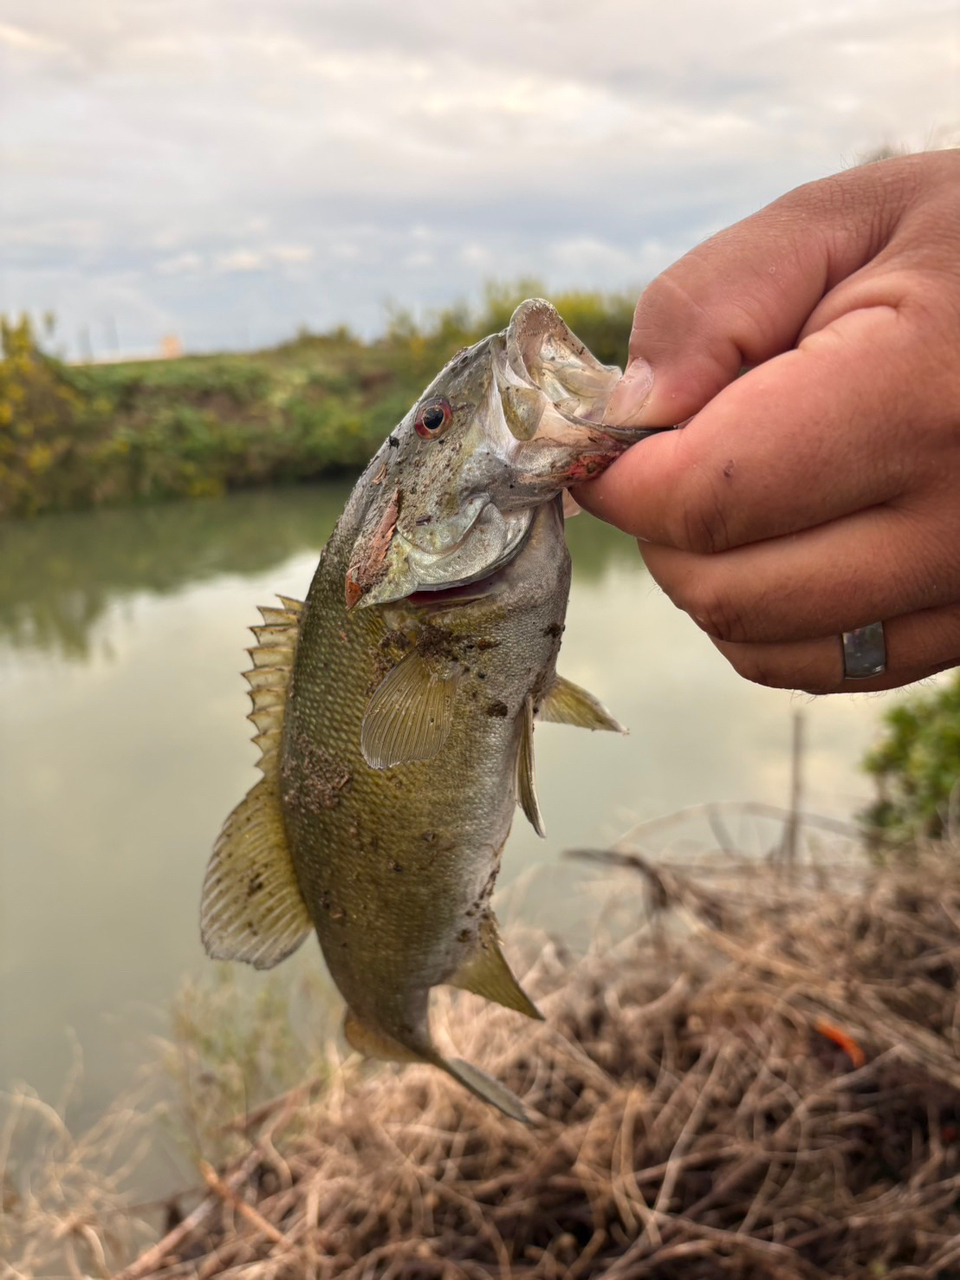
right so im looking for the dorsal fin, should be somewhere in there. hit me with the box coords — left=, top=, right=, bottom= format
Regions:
left=199, top=596, right=311, bottom=969
left=200, top=778, right=312, bottom=969
left=244, top=596, right=304, bottom=775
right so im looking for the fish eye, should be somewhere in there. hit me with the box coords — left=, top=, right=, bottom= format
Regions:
left=414, top=397, right=453, bottom=439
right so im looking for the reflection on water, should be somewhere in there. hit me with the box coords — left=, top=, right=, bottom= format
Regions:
left=0, top=485, right=354, bottom=659
left=0, top=484, right=911, bottom=1133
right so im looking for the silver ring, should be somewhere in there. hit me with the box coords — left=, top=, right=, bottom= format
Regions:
left=841, top=623, right=887, bottom=679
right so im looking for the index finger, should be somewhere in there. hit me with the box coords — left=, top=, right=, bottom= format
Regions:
left=577, top=301, right=930, bottom=553
left=601, top=156, right=922, bottom=430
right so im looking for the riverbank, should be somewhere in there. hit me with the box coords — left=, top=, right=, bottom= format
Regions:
left=0, top=288, right=634, bottom=518
left=5, top=836, right=960, bottom=1279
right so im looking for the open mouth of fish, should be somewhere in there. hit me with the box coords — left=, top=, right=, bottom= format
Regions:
left=402, top=519, right=533, bottom=609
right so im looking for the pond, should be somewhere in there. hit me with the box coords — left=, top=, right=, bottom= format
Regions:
left=0, top=483, right=914, bottom=1144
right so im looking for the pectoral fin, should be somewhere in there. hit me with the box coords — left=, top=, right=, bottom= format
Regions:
left=361, top=651, right=461, bottom=770
left=200, top=778, right=312, bottom=969
left=450, top=914, right=543, bottom=1021
left=517, top=695, right=545, bottom=837
left=537, top=674, right=626, bottom=733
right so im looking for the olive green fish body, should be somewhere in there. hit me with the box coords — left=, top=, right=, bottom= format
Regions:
left=201, top=300, right=644, bottom=1122
left=281, top=498, right=570, bottom=1059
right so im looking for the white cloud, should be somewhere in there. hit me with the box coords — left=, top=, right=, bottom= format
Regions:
left=2, top=0, right=957, bottom=355
left=156, top=252, right=204, bottom=276
left=214, top=249, right=267, bottom=273
left=271, top=244, right=314, bottom=265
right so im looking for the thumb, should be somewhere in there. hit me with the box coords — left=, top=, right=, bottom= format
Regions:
left=602, top=158, right=915, bottom=428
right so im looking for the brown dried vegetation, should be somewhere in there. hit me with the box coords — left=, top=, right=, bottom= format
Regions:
left=6, top=839, right=960, bottom=1279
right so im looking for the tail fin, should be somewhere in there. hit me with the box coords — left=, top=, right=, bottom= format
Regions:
left=443, top=1057, right=535, bottom=1125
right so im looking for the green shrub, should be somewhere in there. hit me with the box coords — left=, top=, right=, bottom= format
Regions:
left=1, top=284, right=639, bottom=518
left=862, top=673, right=960, bottom=846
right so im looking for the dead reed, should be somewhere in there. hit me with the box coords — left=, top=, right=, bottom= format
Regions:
left=6, top=833, right=960, bottom=1279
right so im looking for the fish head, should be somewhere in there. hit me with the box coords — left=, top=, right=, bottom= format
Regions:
left=346, top=298, right=643, bottom=609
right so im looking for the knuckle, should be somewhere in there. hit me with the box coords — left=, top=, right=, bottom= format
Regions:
left=685, top=585, right=749, bottom=644
left=669, top=472, right=733, bottom=555
left=721, top=643, right=839, bottom=694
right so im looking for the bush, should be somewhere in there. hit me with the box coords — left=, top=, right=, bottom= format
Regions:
left=1, top=285, right=638, bottom=518
left=862, top=672, right=960, bottom=845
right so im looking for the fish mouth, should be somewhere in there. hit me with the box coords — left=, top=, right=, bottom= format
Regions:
left=400, top=517, right=533, bottom=610
left=355, top=501, right=533, bottom=609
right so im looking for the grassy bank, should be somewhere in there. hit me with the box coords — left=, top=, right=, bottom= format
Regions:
left=0, top=287, right=634, bottom=519
left=5, top=834, right=960, bottom=1278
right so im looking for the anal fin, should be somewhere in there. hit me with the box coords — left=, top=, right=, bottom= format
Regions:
left=537, top=673, right=626, bottom=733
left=450, top=913, right=543, bottom=1021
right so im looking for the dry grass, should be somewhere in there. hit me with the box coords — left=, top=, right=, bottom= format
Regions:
left=5, top=830, right=960, bottom=1279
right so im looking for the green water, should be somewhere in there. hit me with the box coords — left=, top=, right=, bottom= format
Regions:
left=0, top=484, right=908, bottom=1132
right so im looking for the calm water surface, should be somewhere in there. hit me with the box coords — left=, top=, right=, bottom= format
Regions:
left=0, top=484, right=916, bottom=1129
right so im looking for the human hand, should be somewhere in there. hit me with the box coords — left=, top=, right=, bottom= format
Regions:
left=574, top=150, right=960, bottom=694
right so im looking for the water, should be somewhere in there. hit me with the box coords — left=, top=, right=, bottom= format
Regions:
left=0, top=484, right=912, bottom=1131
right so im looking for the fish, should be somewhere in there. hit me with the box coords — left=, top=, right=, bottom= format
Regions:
left=200, top=299, right=649, bottom=1123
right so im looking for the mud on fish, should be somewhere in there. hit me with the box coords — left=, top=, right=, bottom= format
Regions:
left=201, top=299, right=648, bottom=1122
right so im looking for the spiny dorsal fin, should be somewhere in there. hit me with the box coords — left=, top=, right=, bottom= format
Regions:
left=450, top=913, right=543, bottom=1020
left=243, top=596, right=304, bottom=775
left=537, top=673, right=626, bottom=733
left=517, top=695, right=545, bottom=837
left=360, top=651, right=461, bottom=770
left=200, top=777, right=312, bottom=969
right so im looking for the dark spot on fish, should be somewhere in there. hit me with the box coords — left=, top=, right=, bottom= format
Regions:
left=543, top=622, right=564, bottom=638
left=457, top=929, right=472, bottom=943
left=388, top=434, right=400, bottom=448
left=247, top=920, right=258, bottom=935
left=486, top=700, right=508, bottom=717
left=723, top=459, right=735, bottom=479
left=246, top=874, right=265, bottom=898
left=282, top=735, right=351, bottom=813
left=421, top=831, right=437, bottom=844
left=391, top=861, right=404, bottom=873
left=477, top=673, right=486, bottom=680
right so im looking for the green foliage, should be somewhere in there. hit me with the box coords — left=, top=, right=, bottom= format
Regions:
left=862, top=673, right=960, bottom=845
left=1, top=285, right=636, bottom=518
left=0, top=315, right=86, bottom=517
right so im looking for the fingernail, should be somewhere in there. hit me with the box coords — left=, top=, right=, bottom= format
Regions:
left=602, top=358, right=654, bottom=426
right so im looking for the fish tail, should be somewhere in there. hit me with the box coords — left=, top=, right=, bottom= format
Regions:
left=441, top=1056, right=534, bottom=1125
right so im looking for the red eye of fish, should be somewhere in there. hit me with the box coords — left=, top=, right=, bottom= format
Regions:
left=414, top=397, right=453, bottom=439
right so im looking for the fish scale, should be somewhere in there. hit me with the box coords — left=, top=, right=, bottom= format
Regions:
left=201, top=299, right=647, bottom=1122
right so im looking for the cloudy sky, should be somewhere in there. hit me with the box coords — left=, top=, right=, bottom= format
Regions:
left=2, top=0, right=958, bottom=358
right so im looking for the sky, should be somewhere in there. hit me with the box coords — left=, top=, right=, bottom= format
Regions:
left=1, top=0, right=958, bottom=359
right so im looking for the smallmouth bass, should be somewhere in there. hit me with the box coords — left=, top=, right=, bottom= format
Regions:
left=201, top=300, right=648, bottom=1122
